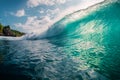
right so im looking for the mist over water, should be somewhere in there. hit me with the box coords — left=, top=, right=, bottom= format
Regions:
left=0, top=0, right=120, bottom=80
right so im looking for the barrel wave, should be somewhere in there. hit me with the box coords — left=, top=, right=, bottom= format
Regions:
left=47, top=1, right=120, bottom=79
left=0, top=0, right=120, bottom=80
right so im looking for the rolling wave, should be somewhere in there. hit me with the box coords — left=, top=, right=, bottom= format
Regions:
left=46, top=1, right=120, bottom=79
left=0, top=0, right=119, bottom=41
left=0, top=0, right=105, bottom=40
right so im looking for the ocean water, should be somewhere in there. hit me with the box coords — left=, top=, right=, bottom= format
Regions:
left=0, top=0, right=120, bottom=80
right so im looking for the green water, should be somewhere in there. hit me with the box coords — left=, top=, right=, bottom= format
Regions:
left=48, top=1, right=120, bottom=79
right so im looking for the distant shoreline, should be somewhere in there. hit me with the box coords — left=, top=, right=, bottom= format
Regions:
left=0, top=23, right=25, bottom=37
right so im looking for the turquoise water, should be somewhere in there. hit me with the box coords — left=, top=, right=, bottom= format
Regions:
left=48, top=1, right=120, bottom=79
left=0, top=1, right=120, bottom=80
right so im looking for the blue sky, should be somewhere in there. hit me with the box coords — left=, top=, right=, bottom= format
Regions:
left=0, top=0, right=27, bottom=30
left=0, top=0, right=104, bottom=33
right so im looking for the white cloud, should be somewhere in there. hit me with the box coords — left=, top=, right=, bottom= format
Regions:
left=46, top=8, right=60, bottom=15
left=15, top=9, right=25, bottom=17
left=45, top=8, right=60, bottom=19
left=27, top=0, right=67, bottom=8
left=39, top=10, right=44, bottom=14
left=14, top=16, right=52, bottom=32
left=15, top=8, right=61, bottom=33
left=57, top=0, right=66, bottom=4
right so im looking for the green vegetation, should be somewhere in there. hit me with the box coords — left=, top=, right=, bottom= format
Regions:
left=0, top=23, right=3, bottom=33
left=0, top=23, right=25, bottom=37
left=11, top=30, right=25, bottom=37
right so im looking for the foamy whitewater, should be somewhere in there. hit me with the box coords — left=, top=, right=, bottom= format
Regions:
left=0, top=0, right=120, bottom=80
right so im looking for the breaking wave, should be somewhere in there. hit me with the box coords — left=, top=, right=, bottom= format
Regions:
left=0, top=0, right=106, bottom=40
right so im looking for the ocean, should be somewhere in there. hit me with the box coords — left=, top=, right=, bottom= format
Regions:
left=0, top=0, right=120, bottom=80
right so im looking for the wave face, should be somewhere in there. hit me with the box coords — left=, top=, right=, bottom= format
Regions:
left=46, top=1, right=120, bottom=79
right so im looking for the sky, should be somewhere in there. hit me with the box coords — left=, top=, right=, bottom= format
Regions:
left=0, top=0, right=104, bottom=33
